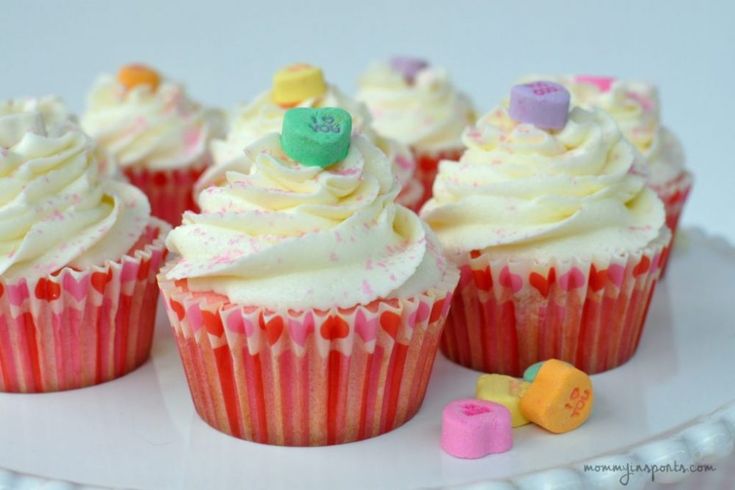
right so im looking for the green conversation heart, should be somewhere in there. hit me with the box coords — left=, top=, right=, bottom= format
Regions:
left=281, top=107, right=352, bottom=168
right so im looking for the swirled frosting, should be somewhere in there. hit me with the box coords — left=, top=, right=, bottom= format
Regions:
left=420, top=102, right=666, bottom=261
left=0, top=100, right=151, bottom=281
left=0, top=96, right=77, bottom=134
left=82, top=74, right=223, bottom=171
left=166, top=133, right=453, bottom=310
left=520, top=75, right=686, bottom=185
left=205, top=85, right=416, bottom=199
left=357, top=62, right=476, bottom=153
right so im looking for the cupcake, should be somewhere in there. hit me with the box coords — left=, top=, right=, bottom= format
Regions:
left=357, top=57, right=476, bottom=206
left=522, top=75, right=691, bottom=270
left=204, top=63, right=423, bottom=210
left=82, top=64, right=224, bottom=226
left=0, top=98, right=170, bottom=393
left=159, top=107, right=458, bottom=446
left=421, top=82, right=671, bottom=376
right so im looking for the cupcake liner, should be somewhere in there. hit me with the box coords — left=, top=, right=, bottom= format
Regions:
left=413, top=147, right=463, bottom=209
left=651, top=171, right=693, bottom=276
left=0, top=219, right=171, bottom=393
left=396, top=179, right=425, bottom=212
left=440, top=229, right=672, bottom=376
left=158, top=268, right=458, bottom=446
left=123, top=159, right=210, bottom=227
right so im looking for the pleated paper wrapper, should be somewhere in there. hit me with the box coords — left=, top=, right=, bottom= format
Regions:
left=158, top=266, right=459, bottom=446
left=0, top=218, right=170, bottom=393
left=651, top=170, right=693, bottom=275
left=413, top=147, right=463, bottom=209
left=123, top=160, right=209, bottom=227
left=440, top=228, right=672, bottom=376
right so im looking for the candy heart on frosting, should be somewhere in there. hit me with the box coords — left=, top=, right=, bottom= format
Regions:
left=389, top=56, right=429, bottom=85
left=117, top=63, right=161, bottom=91
left=509, top=81, right=570, bottom=130
left=271, top=63, right=327, bottom=107
left=281, top=107, right=352, bottom=168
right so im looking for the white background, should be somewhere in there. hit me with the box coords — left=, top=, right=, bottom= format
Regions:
left=3, top=0, right=734, bottom=241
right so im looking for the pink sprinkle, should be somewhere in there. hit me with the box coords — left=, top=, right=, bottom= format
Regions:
left=361, top=280, right=374, bottom=297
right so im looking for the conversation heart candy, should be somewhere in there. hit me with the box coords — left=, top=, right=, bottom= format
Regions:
left=476, top=374, right=531, bottom=427
left=281, top=107, right=352, bottom=168
left=523, top=361, right=545, bottom=382
left=389, top=56, right=429, bottom=84
left=575, top=75, right=616, bottom=92
left=441, top=399, right=512, bottom=459
left=117, top=63, right=161, bottom=91
left=509, top=81, right=570, bottom=130
left=272, top=63, right=327, bottom=107
left=520, top=359, right=594, bottom=434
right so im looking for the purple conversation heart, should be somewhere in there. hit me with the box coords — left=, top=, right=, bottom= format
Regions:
left=509, top=81, right=571, bottom=130
left=389, top=56, right=429, bottom=84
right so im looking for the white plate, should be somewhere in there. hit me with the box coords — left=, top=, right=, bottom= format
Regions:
left=1, top=228, right=734, bottom=490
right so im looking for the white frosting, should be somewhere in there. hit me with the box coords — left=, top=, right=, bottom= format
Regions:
left=203, top=84, right=416, bottom=200
left=357, top=62, right=476, bottom=153
left=0, top=100, right=150, bottom=281
left=82, top=75, right=223, bottom=171
left=167, top=134, right=453, bottom=310
left=421, top=103, right=666, bottom=262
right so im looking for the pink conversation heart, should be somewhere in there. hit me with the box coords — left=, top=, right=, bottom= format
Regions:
left=389, top=56, right=429, bottom=84
left=441, top=399, right=512, bottom=459
left=509, top=81, right=570, bottom=130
